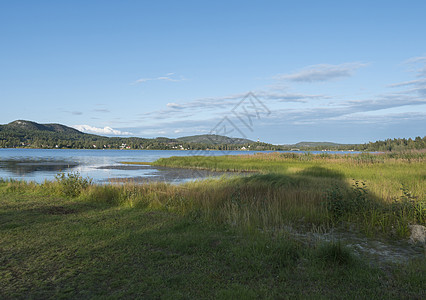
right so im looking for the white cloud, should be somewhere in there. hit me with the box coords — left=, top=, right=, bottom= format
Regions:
left=388, top=79, right=426, bottom=88
left=126, top=59, right=424, bottom=140
left=404, top=56, right=426, bottom=64
left=133, top=73, right=186, bottom=84
left=133, top=89, right=330, bottom=130
left=72, top=125, right=133, bottom=136
left=93, top=108, right=110, bottom=113
left=276, top=62, right=367, bottom=82
left=403, top=55, right=426, bottom=77
left=420, top=66, right=426, bottom=77
left=167, top=103, right=183, bottom=109
left=144, top=90, right=322, bottom=119
left=63, top=110, right=83, bottom=115
left=265, top=92, right=426, bottom=126
left=388, top=78, right=426, bottom=95
left=257, top=91, right=328, bottom=101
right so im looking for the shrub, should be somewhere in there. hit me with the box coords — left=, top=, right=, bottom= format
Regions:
left=351, top=180, right=370, bottom=211
left=324, top=184, right=345, bottom=219
left=55, top=172, right=92, bottom=197
left=391, top=185, right=426, bottom=224
left=324, top=181, right=372, bottom=220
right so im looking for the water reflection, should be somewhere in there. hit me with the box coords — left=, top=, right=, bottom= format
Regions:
left=0, top=159, right=78, bottom=175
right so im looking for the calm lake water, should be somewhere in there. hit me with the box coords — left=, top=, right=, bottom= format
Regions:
left=0, top=148, right=358, bottom=183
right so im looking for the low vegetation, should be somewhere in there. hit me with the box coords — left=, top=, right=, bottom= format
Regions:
left=151, top=151, right=425, bottom=235
left=1, top=152, right=425, bottom=298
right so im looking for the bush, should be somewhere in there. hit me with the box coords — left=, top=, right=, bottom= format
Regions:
left=324, top=184, right=345, bottom=219
left=324, top=181, right=372, bottom=220
left=391, top=185, right=426, bottom=224
left=55, top=172, right=92, bottom=197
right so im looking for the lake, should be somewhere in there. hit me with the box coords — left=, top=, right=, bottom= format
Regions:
left=0, top=148, right=359, bottom=183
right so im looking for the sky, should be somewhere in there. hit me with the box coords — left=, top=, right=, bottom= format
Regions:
left=0, top=0, right=425, bottom=144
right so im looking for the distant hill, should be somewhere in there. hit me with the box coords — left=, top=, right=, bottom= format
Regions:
left=0, top=120, right=103, bottom=148
left=177, top=134, right=253, bottom=145
left=0, top=120, right=257, bottom=149
left=5, top=120, right=85, bottom=135
left=1, top=120, right=424, bottom=151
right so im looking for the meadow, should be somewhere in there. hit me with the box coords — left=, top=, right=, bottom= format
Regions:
left=1, top=151, right=425, bottom=298
left=150, top=151, right=426, bottom=237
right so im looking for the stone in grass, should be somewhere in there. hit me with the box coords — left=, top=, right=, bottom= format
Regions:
left=409, top=225, right=426, bottom=245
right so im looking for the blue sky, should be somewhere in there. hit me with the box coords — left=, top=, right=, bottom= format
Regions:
left=1, top=1, right=425, bottom=144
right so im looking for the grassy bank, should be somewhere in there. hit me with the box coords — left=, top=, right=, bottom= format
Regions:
left=1, top=152, right=425, bottom=298
left=1, top=179, right=425, bottom=299
left=153, top=152, right=425, bottom=200
left=149, top=152, right=425, bottom=237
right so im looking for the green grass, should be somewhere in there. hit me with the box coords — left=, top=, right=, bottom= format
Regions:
left=1, top=184, right=425, bottom=299
left=1, top=152, right=426, bottom=298
left=149, top=152, right=426, bottom=237
left=152, top=152, right=426, bottom=200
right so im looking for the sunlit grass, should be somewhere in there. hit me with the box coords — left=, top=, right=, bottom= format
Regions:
left=148, top=152, right=425, bottom=236
left=153, top=151, right=425, bottom=202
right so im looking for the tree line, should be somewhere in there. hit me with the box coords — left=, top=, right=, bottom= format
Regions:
left=0, top=126, right=424, bottom=152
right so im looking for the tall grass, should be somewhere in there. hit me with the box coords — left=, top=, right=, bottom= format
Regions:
left=131, top=152, right=426, bottom=237
left=1, top=157, right=424, bottom=239
left=153, top=152, right=425, bottom=202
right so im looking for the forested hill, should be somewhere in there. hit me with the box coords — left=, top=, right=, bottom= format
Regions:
left=0, top=120, right=261, bottom=150
left=5, top=120, right=83, bottom=135
left=0, top=120, right=424, bottom=151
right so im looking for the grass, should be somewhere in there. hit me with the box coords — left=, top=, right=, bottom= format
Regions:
left=1, top=183, right=425, bottom=299
left=1, top=152, right=426, bottom=298
left=152, top=152, right=426, bottom=200
left=149, top=152, right=426, bottom=237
